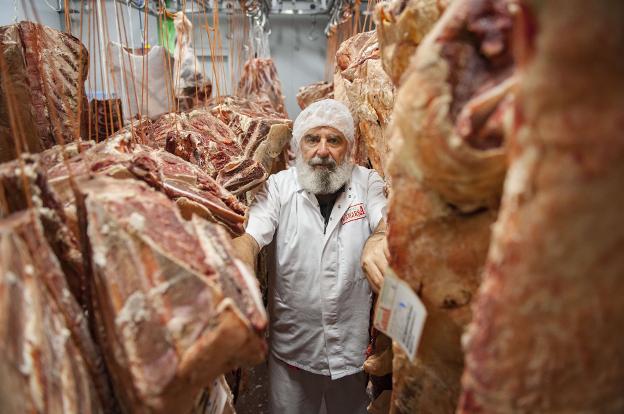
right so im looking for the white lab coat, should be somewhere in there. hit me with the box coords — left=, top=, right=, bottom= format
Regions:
left=246, top=165, right=386, bottom=380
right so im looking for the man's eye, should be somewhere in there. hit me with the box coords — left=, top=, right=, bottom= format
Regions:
left=304, top=135, right=319, bottom=144
left=328, top=137, right=341, bottom=145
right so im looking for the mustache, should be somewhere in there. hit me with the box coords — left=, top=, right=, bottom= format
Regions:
left=308, top=156, right=337, bottom=168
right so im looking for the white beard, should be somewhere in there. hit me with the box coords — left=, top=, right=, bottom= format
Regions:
left=296, top=153, right=354, bottom=195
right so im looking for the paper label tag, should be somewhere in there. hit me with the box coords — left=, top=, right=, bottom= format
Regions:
left=206, top=376, right=228, bottom=414
left=373, top=269, right=427, bottom=362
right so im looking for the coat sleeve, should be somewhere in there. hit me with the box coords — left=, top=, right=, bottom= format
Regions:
left=366, top=170, right=387, bottom=232
left=245, top=175, right=281, bottom=248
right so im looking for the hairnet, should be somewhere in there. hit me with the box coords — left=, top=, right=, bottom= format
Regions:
left=291, top=99, right=355, bottom=153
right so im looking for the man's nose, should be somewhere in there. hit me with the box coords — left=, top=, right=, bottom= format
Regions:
left=316, top=140, right=330, bottom=157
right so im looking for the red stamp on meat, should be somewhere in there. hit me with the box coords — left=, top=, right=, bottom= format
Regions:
left=341, top=203, right=367, bottom=224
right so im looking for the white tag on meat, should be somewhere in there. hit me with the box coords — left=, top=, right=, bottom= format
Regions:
left=374, top=269, right=427, bottom=362
left=206, top=376, right=229, bottom=414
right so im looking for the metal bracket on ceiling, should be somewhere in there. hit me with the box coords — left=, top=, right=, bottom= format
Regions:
left=324, top=0, right=353, bottom=35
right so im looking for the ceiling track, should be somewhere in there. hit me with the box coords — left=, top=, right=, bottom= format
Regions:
left=57, top=0, right=371, bottom=38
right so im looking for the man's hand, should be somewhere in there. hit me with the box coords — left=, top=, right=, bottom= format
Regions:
left=361, top=220, right=390, bottom=294
left=231, top=233, right=260, bottom=273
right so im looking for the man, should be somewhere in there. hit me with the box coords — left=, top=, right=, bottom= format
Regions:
left=233, top=99, right=388, bottom=413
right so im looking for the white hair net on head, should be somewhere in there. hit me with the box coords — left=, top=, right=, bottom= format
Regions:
left=291, top=99, right=355, bottom=154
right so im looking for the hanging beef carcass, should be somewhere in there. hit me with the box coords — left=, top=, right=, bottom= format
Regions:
left=459, top=1, right=624, bottom=412
left=224, top=112, right=291, bottom=180
left=236, top=58, right=288, bottom=117
left=0, top=21, right=89, bottom=163
left=333, top=31, right=375, bottom=167
left=44, top=134, right=247, bottom=236
left=128, top=149, right=247, bottom=235
left=338, top=31, right=395, bottom=176
left=0, top=156, right=86, bottom=305
left=387, top=0, right=516, bottom=412
left=374, top=0, right=449, bottom=85
left=149, top=111, right=241, bottom=176
left=296, top=81, right=334, bottom=110
left=0, top=210, right=116, bottom=413
left=208, top=96, right=292, bottom=191
left=146, top=109, right=274, bottom=195
left=76, top=176, right=267, bottom=413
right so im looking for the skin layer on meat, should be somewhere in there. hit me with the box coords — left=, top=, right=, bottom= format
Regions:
left=459, top=1, right=624, bottom=412
left=387, top=0, right=515, bottom=412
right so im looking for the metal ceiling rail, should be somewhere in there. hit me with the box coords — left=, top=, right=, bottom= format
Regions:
left=56, top=0, right=370, bottom=36
left=56, top=0, right=344, bottom=16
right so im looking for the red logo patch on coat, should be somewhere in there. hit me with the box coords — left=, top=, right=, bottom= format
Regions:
left=341, top=203, right=367, bottom=224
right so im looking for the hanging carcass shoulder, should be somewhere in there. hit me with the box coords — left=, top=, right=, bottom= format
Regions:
left=393, top=0, right=516, bottom=212
left=43, top=134, right=247, bottom=236
left=0, top=155, right=86, bottom=306
left=460, top=0, right=624, bottom=412
left=333, top=31, right=375, bottom=167
left=236, top=58, right=288, bottom=117
left=146, top=109, right=278, bottom=196
left=76, top=176, right=267, bottom=413
left=0, top=210, right=116, bottom=414
left=88, top=99, right=124, bottom=142
left=0, top=22, right=89, bottom=163
left=386, top=0, right=516, bottom=412
left=208, top=96, right=292, bottom=192
left=337, top=31, right=395, bottom=176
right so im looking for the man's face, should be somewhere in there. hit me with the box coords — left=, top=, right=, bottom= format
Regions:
left=296, top=126, right=353, bottom=195
left=299, top=126, right=350, bottom=169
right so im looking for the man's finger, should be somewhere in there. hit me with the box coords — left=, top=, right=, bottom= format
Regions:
left=371, top=252, right=388, bottom=272
left=366, top=262, right=383, bottom=294
left=383, top=239, right=390, bottom=261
